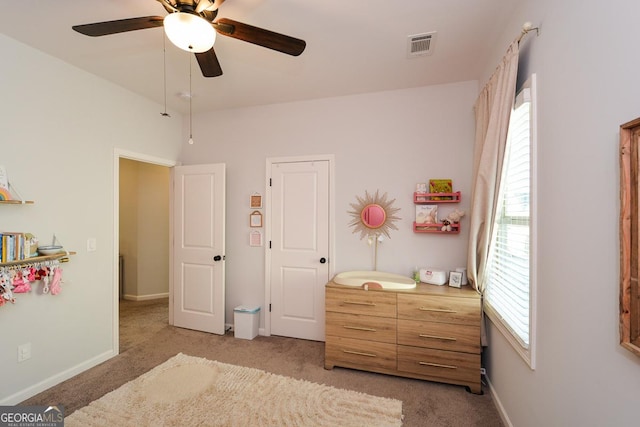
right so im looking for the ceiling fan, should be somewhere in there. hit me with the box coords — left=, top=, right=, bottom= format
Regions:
left=72, top=0, right=306, bottom=78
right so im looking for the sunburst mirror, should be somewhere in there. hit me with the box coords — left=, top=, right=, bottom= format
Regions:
left=348, top=190, right=401, bottom=239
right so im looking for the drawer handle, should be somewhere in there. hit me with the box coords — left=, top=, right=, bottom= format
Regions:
left=419, top=334, right=457, bottom=341
left=343, top=300, right=376, bottom=307
left=419, top=361, right=458, bottom=370
left=343, top=350, right=377, bottom=358
left=418, top=307, right=456, bottom=313
left=344, top=325, right=377, bottom=332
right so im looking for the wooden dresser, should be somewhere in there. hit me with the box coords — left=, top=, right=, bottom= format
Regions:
left=325, top=281, right=482, bottom=393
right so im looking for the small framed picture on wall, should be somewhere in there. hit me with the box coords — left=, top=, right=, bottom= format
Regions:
left=249, top=230, right=263, bottom=246
left=250, top=211, right=263, bottom=227
left=250, top=194, right=262, bottom=209
left=449, top=271, right=463, bottom=288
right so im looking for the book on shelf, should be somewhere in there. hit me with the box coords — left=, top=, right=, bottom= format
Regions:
left=1, top=233, right=15, bottom=262
left=0, top=232, right=36, bottom=263
left=415, top=205, right=438, bottom=224
left=429, top=179, right=453, bottom=200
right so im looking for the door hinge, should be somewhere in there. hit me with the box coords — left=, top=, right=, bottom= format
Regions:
left=269, top=241, right=272, bottom=249
left=269, top=304, right=272, bottom=312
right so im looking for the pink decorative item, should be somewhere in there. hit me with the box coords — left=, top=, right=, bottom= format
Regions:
left=50, top=268, right=63, bottom=295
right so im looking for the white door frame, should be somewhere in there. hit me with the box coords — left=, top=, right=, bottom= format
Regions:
left=112, top=149, right=177, bottom=354
left=264, top=154, right=335, bottom=337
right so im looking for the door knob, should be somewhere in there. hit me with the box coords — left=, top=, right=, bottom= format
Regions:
left=213, top=255, right=222, bottom=261
left=320, top=257, right=327, bottom=264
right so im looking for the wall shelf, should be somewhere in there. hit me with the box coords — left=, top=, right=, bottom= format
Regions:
left=0, top=252, right=75, bottom=268
left=0, top=200, right=34, bottom=205
left=414, top=191, right=461, bottom=204
left=413, top=222, right=460, bottom=234
left=413, top=191, right=462, bottom=234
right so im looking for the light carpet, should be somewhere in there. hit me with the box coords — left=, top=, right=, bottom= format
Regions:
left=65, top=353, right=403, bottom=426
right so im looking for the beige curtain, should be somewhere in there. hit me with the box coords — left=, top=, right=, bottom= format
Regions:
left=467, top=41, right=520, bottom=294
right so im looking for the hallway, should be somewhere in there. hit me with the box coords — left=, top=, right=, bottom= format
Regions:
left=119, top=298, right=168, bottom=353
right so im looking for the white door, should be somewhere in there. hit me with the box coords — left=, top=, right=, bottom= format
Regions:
left=172, top=163, right=226, bottom=334
left=270, top=160, right=330, bottom=341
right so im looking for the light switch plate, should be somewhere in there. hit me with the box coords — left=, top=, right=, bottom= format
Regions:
left=18, top=343, right=31, bottom=362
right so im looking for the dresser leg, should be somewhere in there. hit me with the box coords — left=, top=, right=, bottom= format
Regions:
left=465, top=385, right=483, bottom=395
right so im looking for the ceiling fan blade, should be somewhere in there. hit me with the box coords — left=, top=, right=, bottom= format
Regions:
left=195, top=48, right=223, bottom=77
left=196, top=0, right=225, bottom=14
left=72, top=16, right=164, bottom=37
left=214, top=18, right=306, bottom=56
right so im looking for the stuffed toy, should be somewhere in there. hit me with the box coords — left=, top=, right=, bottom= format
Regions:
left=446, top=209, right=465, bottom=223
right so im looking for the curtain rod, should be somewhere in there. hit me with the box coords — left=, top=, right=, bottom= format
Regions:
left=517, top=22, right=539, bottom=44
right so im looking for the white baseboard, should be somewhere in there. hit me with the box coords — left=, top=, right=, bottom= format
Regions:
left=1, top=349, right=116, bottom=405
left=484, top=373, right=513, bottom=427
left=122, top=292, right=169, bottom=301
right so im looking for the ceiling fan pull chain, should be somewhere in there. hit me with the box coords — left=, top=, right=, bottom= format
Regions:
left=161, top=33, right=170, bottom=117
left=188, top=55, right=194, bottom=145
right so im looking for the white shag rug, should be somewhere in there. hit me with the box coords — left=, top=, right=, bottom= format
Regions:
left=66, top=353, right=403, bottom=426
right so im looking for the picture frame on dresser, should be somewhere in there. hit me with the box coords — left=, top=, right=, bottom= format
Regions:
left=449, top=271, right=463, bottom=288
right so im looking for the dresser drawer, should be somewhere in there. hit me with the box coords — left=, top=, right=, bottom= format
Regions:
left=397, top=319, right=480, bottom=353
left=326, top=287, right=396, bottom=318
left=326, top=336, right=397, bottom=371
left=326, top=311, right=396, bottom=344
left=397, top=345, right=480, bottom=385
left=397, top=294, right=480, bottom=325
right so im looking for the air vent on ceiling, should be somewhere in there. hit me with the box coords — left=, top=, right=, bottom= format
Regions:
left=407, top=32, right=437, bottom=58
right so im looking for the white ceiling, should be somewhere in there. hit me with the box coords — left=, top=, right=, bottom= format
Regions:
left=0, top=0, right=518, bottom=115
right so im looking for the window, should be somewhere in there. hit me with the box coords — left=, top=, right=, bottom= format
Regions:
left=484, top=74, right=537, bottom=368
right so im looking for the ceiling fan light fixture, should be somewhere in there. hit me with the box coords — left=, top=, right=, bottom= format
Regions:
left=164, top=12, right=216, bottom=53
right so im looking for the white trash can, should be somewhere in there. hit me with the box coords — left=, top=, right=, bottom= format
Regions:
left=233, top=306, right=260, bottom=340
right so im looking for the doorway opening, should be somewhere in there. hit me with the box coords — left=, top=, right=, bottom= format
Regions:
left=113, top=150, right=176, bottom=354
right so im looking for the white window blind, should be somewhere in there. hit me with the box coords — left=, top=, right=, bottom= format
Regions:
left=485, top=87, right=532, bottom=350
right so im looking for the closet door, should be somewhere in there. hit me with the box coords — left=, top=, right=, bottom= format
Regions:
left=172, top=163, right=226, bottom=334
left=269, top=159, right=330, bottom=341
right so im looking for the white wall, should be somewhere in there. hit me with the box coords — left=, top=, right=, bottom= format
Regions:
left=0, top=34, right=182, bottom=403
left=180, top=81, right=478, bottom=329
left=480, top=0, right=640, bottom=425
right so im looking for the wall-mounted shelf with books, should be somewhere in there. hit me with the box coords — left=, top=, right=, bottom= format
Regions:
left=413, top=191, right=461, bottom=204
left=0, top=200, right=34, bottom=205
left=413, top=188, right=463, bottom=234
left=0, top=251, right=76, bottom=268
